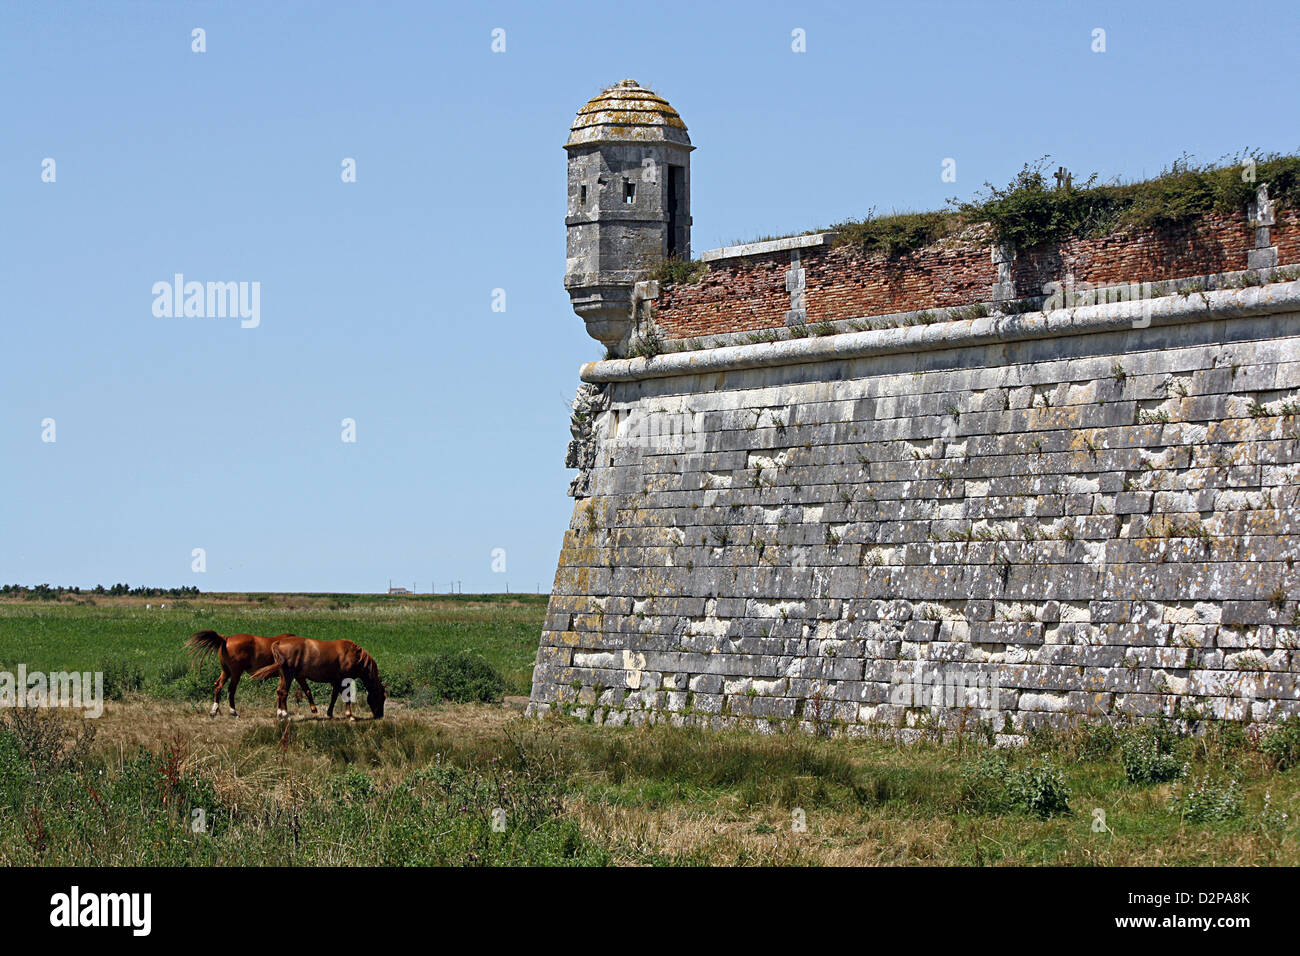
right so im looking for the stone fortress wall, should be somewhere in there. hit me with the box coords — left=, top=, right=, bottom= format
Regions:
left=529, top=80, right=1300, bottom=740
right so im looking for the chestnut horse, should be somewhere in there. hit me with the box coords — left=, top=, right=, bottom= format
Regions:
left=186, top=630, right=320, bottom=718
left=250, top=637, right=385, bottom=720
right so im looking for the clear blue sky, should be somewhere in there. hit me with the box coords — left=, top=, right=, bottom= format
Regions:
left=1, top=1, right=1296, bottom=593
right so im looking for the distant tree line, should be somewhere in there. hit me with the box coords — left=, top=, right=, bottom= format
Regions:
left=1, top=583, right=201, bottom=601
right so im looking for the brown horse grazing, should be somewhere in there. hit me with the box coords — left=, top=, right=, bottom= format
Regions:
left=186, top=630, right=320, bottom=718
left=250, top=638, right=385, bottom=720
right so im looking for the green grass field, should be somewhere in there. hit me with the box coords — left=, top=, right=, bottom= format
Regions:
left=0, top=593, right=546, bottom=702
left=1, top=594, right=1299, bottom=866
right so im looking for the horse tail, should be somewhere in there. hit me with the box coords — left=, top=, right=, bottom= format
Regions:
left=186, top=629, right=225, bottom=661
left=248, top=662, right=281, bottom=680
left=249, top=639, right=291, bottom=680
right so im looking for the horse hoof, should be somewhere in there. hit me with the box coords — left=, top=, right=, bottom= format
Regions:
left=209, top=702, right=219, bottom=717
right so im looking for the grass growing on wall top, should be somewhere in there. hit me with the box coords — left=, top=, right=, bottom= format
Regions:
left=955, top=151, right=1300, bottom=249
left=833, top=209, right=962, bottom=258
left=650, top=256, right=709, bottom=285
left=652, top=151, right=1300, bottom=276
left=825, top=151, right=1300, bottom=258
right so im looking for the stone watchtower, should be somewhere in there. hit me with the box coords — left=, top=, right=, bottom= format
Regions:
left=564, top=79, right=692, bottom=354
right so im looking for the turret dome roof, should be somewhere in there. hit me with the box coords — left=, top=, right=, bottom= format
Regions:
left=566, top=79, right=692, bottom=149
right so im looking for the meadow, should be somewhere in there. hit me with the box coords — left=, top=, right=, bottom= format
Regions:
left=1, top=594, right=1298, bottom=866
left=0, top=592, right=546, bottom=705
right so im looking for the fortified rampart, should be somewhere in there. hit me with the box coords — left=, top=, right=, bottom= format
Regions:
left=655, top=208, right=1299, bottom=343
left=529, top=80, right=1300, bottom=740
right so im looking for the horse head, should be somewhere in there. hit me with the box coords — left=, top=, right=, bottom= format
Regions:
left=358, top=649, right=386, bottom=718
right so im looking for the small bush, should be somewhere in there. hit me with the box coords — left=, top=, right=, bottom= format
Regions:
left=958, top=752, right=1070, bottom=818
left=0, top=709, right=96, bottom=783
left=956, top=159, right=1109, bottom=248
left=1259, top=791, right=1289, bottom=832
left=1258, top=717, right=1300, bottom=771
left=1077, top=722, right=1121, bottom=761
left=628, top=320, right=664, bottom=359
left=98, top=657, right=144, bottom=700
left=1170, top=774, right=1244, bottom=824
left=381, top=669, right=415, bottom=699
left=399, top=653, right=506, bottom=705
left=1120, top=727, right=1185, bottom=784
left=1016, top=758, right=1072, bottom=818
left=332, top=767, right=377, bottom=804
left=959, top=753, right=1019, bottom=814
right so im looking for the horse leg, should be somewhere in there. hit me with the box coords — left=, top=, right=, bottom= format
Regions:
left=210, top=666, right=228, bottom=717
left=275, top=669, right=292, bottom=719
left=326, top=682, right=341, bottom=719
left=227, top=670, right=242, bottom=718
left=345, top=679, right=355, bottom=722
left=296, top=677, right=318, bottom=716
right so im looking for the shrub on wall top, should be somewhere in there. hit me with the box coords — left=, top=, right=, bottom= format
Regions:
left=958, top=152, right=1300, bottom=249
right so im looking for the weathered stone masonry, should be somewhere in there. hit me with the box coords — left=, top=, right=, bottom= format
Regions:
left=530, top=80, right=1300, bottom=739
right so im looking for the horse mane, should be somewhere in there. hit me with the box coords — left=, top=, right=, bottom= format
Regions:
left=356, top=648, right=383, bottom=693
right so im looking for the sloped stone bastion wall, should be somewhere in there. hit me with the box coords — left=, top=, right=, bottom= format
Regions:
left=530, top=276, right=1300, bottom=740
left=538, top=78, right=1300, bottom=740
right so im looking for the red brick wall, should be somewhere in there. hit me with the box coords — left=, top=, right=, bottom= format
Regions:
left=653, top=249, right=790, bottom=340
left=808, top=233, right=995, bottom=325
left=1011, top=211, right=1258, bottom=293
left=654, top=207, right=1298, bottom=341
left=1278, top=207, right=1300, bottom=266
